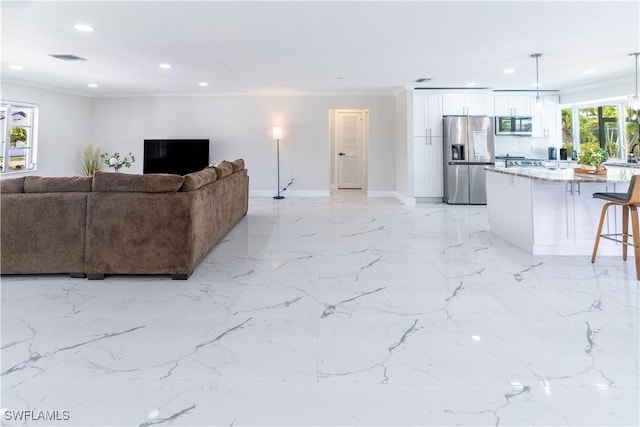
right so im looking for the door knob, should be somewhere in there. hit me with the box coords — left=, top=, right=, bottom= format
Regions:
left=339, top=152, right=346, bottom=156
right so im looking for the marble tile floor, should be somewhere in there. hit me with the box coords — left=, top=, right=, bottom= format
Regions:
left=1, top=193, right=639, bottom=427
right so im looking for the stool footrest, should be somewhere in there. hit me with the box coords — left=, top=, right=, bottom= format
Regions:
left=600, top=233, right=636, bottom=247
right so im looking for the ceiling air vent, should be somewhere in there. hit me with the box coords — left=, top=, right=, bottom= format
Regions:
left=415, top=78, right=432, bottom=83
left=49, top=54, right=87, bottom=61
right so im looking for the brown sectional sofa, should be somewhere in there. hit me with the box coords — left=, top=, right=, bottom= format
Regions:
left=0, top=159, right=248, bottom=280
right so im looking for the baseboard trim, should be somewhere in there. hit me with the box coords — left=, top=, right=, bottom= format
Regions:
left=250, top=190, right=331, bottom=198
left=415, top=196, right=444, bottom=204
left=249, top=190, right=418, bottom=206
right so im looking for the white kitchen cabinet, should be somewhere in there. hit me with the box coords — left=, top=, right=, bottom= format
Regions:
left=485, top=172, right=534, bottom=251
left=413, top=93, right=443, bottom=137
left=414, top=136, right=443, bottom=198
left=533, top=180, right=613, bottom=247
left=531, top=181, right=572, bottom=245
left=532, top=94, right=560, bottom=140
left=442, top=93, right=494, bottom=116
left=494, top=94, right=532, bottom=116
left=487, top=169, right=628, bottom=255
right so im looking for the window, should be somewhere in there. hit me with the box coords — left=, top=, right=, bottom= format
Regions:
left=563, top=101, right=630, bottom=160
left=0, top=100, right=38, bottom=174
left=561, top=108, right=574, bottom=155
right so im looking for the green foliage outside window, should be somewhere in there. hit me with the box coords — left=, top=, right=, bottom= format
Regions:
left=10, top=127, right=27, bottom=147
left=561, top=108, right=573, bottom=147
left=628, top=108, right=640, bottom=157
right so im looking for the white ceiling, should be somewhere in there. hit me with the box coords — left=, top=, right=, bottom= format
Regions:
left=1, top=1, right=639, bottom=97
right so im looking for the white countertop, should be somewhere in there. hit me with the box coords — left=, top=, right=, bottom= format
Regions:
left=485, top=165, right=640, bottom=183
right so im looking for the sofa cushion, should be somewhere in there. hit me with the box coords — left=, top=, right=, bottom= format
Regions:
left=231, top=158, right=245, bottom=173
left=1, top=177, right=25, bottom=193
left=212, top=161, right=234, bottom=179
left=180, top=166, right=218, bottom=192
left=92, top=172, right=184, bottom=193
left=24, top=176, right=93, bottom=193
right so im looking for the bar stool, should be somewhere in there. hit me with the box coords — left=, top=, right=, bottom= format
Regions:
left=591, top=174, right=640, bottom=280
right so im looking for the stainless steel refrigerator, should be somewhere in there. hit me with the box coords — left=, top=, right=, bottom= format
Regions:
left=442, top=115, right=495, bottom=205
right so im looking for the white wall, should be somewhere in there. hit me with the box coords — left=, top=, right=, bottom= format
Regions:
left=1, top=82, right=92, bottom=177
left=91, top=94, right=396, bottom=194
left=561, top=78, right=634, bottom=105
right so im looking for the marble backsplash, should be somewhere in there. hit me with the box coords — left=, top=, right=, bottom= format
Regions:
left=494, top=135, right=553, bottom=159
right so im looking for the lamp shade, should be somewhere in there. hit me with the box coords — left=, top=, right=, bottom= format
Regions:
left=272, top=126, right=283, bottom=140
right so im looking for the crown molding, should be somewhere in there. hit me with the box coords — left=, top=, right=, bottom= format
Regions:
left=559, top=75, right=634, bottom=95
left=1, top=78, right=92, bottom=98
left=2, top=78, right=396, bottom=98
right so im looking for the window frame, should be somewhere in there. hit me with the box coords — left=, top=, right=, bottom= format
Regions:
left=562, top=99, right=633, bottom=160
left=1, top=100, right=39, bottom=175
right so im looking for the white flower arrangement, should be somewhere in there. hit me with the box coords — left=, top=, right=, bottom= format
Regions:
left=102, top=152, right=135, bottom=172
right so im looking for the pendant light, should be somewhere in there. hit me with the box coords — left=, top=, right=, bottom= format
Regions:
left=531, top=53, right=543, bottom=112
left=630, top=52, right=640, bottom=111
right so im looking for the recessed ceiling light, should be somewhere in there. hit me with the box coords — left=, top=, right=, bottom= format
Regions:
left=584, top=69, right=596, bottom=74
left=88, top=83, right=98, bottom=88
left=159, top=63, right=172, bottom=69
left=531, top=82, right=541, bottom=87
left=9, top=65, right=23, bottom=70
left=198, top=82, right=208, bottom=87
left=74, top=24, right=95, bottom=32
left=504, top=68, right=515, bottom=74
left=466, top=82, right=476, bottom=87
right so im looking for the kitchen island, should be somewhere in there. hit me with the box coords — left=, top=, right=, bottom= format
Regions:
left=485, top=165, right=639, bottom=256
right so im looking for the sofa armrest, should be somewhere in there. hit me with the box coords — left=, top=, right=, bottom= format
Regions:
left=1, top=193, right=88, bottom=274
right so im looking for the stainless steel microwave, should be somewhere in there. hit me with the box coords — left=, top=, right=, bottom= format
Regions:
left=495, top=116, right=532, bottom=136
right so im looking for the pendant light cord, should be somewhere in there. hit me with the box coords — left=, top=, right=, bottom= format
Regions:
left=530, top=53, right=542, bottom=106
left=535, top=55, right=540, bottom=99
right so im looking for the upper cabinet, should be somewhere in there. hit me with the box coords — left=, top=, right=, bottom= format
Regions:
left=532, top=94, right=560, bottom=141
left=442, top=93, right=494, bottom=116
left=413, top=93, right=443, bottom=137
left=494, top=94, right=532, bottom=116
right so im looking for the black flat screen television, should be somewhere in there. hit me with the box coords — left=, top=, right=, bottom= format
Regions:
left=143, top=139, right=209, bottom=175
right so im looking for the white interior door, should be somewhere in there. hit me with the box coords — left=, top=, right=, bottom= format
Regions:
left=336, top=110, right=364, bottom=189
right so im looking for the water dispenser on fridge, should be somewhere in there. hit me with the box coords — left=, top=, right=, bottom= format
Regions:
left=451, top=144, right=465, bottom=161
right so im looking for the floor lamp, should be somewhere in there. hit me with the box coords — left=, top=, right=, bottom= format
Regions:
left=273, top=126, right=284, bottom=199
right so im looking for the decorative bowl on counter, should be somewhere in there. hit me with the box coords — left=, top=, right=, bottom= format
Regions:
left=574, top=165, right=607, bottom=175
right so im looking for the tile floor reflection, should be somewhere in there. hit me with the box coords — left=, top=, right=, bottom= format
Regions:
left=2, top=194, right=638, bottom=426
